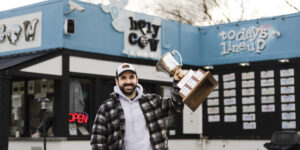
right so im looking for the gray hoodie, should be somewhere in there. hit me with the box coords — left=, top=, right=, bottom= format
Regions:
left=114, top=84, right=152, bottom=150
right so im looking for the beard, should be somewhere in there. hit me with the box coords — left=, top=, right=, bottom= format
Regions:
left=119, top=83, right=137, bottom=96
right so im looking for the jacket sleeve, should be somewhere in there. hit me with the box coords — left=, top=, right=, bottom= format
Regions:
left=160, top=80, right=184, bottom=117
left=90, top=104, right=108, bottom=150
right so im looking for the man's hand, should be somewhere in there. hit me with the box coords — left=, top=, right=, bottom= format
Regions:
left=173, top=69, right=185, bottom=81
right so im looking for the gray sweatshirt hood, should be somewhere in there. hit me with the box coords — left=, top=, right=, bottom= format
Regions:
left=113, top=83, right=143, bottom=101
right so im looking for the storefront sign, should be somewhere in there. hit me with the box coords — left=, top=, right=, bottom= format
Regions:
left=219, top=25, right=269, bottom=55
left=122, top=16, right=161, bottom=60
left=126, top=17, right=160, bottom=58
left=101, top=1, right=162, bottom=60
left=69, top=112, right=89, bottom=124
left=0, top=12, right=41, bottom=53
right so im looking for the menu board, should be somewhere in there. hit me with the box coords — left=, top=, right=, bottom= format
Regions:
left=203, top=64, right=299, bottom=139
left=206, top=75, right=220, bottom=123
left=280, top=68, right=296, bottom=129
left=241, top=71, right=256, bottom=130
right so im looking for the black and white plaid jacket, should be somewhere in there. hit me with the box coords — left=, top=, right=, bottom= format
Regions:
left=91, top=81, right=183, bottom=150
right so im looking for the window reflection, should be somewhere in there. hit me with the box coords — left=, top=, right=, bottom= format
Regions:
left=160, top=85, right=177, bottom=136
left=11, top=90, right=25, bottom=137
left=69, top=78, right=91, bottom=136
left=10, top=79, right=55, bottom=138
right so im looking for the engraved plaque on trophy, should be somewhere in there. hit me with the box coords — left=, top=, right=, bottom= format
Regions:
left=156, top=50, right=218, bottom=111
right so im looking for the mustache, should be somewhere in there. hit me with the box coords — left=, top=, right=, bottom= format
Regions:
left=123, top=84, right=134, bottom=87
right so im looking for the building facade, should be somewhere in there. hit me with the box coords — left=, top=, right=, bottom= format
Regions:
left=0, top=0, right=300, bottom=150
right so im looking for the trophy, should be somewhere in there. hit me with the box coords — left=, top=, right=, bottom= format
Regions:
left=156, top=50, right=218, bottom=111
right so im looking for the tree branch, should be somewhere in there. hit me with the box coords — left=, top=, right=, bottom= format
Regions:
left=285, top=0, right=300, bottom=12
left=212, top=0, right=231, bottom=22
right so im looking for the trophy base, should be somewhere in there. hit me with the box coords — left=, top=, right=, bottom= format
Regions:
left=179, top=70, right=218, bottom=112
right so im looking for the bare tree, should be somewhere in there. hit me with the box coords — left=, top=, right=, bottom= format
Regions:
left=81, top=0, right=300, bottom=26
left=144, top=0, right=235, bottom=26
left=143, top=0, right=300, bottom=26
left=285, top=0, right=300, bottom=11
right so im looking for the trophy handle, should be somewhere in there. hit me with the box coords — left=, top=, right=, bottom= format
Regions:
left=171, top=50, right=183, bottom=66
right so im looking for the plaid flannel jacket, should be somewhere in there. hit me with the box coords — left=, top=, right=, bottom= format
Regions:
left=91, top=81, right=183, bottom=150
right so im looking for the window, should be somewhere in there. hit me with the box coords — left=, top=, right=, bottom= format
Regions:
left=69, top=78, right=92, bottom=136
left=160, top=85, right=178, bottom=136
left=10, top=81, right=25, bottom=137
left=10, top=79, right=55, bottom=138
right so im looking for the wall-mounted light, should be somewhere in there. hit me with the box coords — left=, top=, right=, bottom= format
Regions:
left=278, top=59, right=289, bottom=63
left=65, top=0, right=85, bottom=15
left=239, top=62, right=249, bottom=67
left=272, top=31, right=281, bottom=37
left=204, top=66, right=214, bottom=70
left=64, top=19, right=75, bottom=35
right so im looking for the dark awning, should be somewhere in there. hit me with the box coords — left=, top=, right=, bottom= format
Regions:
left=0, top=49, right=59, bottom=70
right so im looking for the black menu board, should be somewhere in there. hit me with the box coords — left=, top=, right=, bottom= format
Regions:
left=202, top=62, right=300, bottom=139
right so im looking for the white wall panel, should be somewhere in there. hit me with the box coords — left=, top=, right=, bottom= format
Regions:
left=9, top=139, right=269, bottom=150
left=21, top=56, right=62, bottom=75
left=69, top=56, right=172, bottom=82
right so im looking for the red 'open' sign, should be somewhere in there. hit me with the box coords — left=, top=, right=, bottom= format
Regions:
left=69, top=112, right=88, bottom=124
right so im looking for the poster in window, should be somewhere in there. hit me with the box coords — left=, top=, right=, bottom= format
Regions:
left=41, top=80, right=48, bottom=94
left=242, top=80, right=254, bottom=88
left=261, top=79, right=274, bottom=87
left=282, top=112, right=296, bottom=120
left=281, top=103, right=295, bottom=111
left=261, top=87, right=275, bottom=95
left=224, top=98, right=236, bottom=106
left=242, top=113, right=256, bottom=121
left=223, top=81, right=236, bottom=89
left=262, top=104, right=275, bottom=112
left=223, top=73, right=235, bottom=82
left=12, top=82, right=19, bottom=94
left=242, top=72, right=254, bottom=80
left=208, top=115, right=220, bottom=122
left=242, top=96, right=255, bottom=104
left=243, top=122, right=256, bottom=129
left=224, top=89, right=236, bottom=97
left=19, top=81, right=25, bottom=95
left=242, top=105, right=255, bottom=113
left=47, top=80, right=54, bottom=93
left=12, top=94, right=22, bottom=108
left=280, top=77, right=294, bottom=85
left=224, top=115, right=237, bottom=122
left=280, top=86, right=295, bottom=94
left=11, top=94, right=23, bottom=121
left=281, top=95, right=295, bottom=103
left=28, top=80, right=35, bottom=95
left=282, top=121, right=296, bottom=129
left=242, top=88, right=255, bottom=96
left=69, top=123, right=78, bottom=135
left=224, top=106, right=237, bottom=114
left=12, top=81, right=25, bottom=95
left=207, top=107, right=219, bottom=114
left=260, top=70, right=274, bottom=78
left=280, top=68, right=294, bottom=77
left=207, top=98, right=219, bottom=106
left=261, top=96, right=275, bottom=104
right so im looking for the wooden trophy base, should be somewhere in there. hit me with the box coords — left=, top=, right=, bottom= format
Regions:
left=178, top=69, right=218, bottom=112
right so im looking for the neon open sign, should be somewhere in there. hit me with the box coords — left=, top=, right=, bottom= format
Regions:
left=69, top=112, right=88, bottom=124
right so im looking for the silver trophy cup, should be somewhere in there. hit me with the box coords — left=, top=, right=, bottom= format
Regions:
left=156, top=49, right=218, bottom=111
left=156, top=50, right=183, bottom=76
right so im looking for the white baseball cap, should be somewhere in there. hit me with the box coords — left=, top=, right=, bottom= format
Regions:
left=116, top=63, right=136, bottom=77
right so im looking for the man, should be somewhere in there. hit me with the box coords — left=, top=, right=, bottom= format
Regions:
left=91, top=63, right=185, bottom=150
